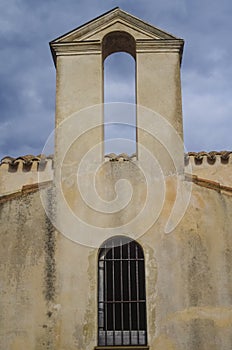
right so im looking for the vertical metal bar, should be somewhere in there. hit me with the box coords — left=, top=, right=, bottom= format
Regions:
left=120, top=238, right=124, bottom=344
left=135, top=244, right=140, bottom=343
left=112, top=242, right=115, bottom=345
left=128, top=242, right=132, bottom=344
left=104, top=245, right=107, bottom=345
left=98, top=259, right=104, bottom=330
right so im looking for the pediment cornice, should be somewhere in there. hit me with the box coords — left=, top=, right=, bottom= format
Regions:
left=50, top=8, right=184, bottom=65
left=50, top=7, right=181, bottom=44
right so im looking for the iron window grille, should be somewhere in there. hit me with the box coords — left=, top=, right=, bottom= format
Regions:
left=98, top=236, right=147, bottom=346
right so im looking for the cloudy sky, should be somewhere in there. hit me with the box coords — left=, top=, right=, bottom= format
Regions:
left=0, top=0, right=231, bottom=159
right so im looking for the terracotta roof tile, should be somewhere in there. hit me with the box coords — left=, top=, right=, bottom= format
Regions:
left=1, top=151, right=231, bottom=166
left=185, top=151, right=232, bottom=165
left=104, top=153, right=136, bottom=161
left=0, top=154, right=53, bottom=166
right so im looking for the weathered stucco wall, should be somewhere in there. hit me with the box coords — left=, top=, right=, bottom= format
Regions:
left=187, top=153, right=232, bottom=187
left=146, top=182, right=232, bottom=350
left=0, top=186, right=57, bottom=350
left=1, top=8, right=232, bottom=350
left=0, top=162, right=232, bottom=350
left=0, top=158, right=53, bottom=196
left=1, top=154, right=232, bottom=198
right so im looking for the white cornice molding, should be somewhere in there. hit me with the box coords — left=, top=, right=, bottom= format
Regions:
left=50, top=41, right=102, bottom=65
left=51, top=8, right=181, bottom=44
left=50, top=39, right=184, bottom=66
left=136, top=39, right=184, bottom=59
left=76, top=11, right=176, bottom=41
left=136, top=39, right=184, bottom=64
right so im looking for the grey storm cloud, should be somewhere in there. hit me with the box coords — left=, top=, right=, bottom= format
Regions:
left=0, top=0, right=231, bottom=158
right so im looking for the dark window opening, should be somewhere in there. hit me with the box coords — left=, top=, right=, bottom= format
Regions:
left=98, top=236, right=147, bottom=346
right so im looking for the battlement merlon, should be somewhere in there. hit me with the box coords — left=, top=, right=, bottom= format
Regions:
left=0, top=155, right=53, bottom=196
left=0, top=152, right=232, bottom=197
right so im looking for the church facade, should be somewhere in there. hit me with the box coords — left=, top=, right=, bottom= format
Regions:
left=0, top=8, right=232, bottom=350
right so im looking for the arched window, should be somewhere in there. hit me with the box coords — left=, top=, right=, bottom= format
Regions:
left=98, top=236, right=147, bottom=346
left=103, top=32, right=137, bottom=156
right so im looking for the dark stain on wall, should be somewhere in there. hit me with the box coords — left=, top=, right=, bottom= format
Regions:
left=43, top=187, right=56, bottom=302
left=188, top=319, right=216, bottom=350
left=186, top=232, right=213, bottom=307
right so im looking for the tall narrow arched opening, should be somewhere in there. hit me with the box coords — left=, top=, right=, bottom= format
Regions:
left=103, top=32, right=136, bottom=156
left=98, top=236, right=147, bottom=347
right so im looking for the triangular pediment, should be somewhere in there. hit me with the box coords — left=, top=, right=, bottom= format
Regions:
left=51, top=7, right=180, bottom=44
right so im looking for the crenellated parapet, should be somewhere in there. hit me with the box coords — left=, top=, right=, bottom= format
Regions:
left=185, top=151, right=232, bottom=187
left=1, top=154, right=54, bottom=169
left=104, top=151, right=232, bottom=188
left=185, top=151, right=232, bottom=165
left=1, top=151, right=232, bottom=197
left=0, top=154, right=53, bottom=196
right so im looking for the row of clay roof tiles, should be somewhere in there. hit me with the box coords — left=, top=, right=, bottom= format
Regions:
left=0, top=154, right=53, bottom=165
left=184, top=151, right=232, bottom=164
left=0, top=151, right=232, bottom=166
left=106, top=151, right=232, bottom=163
